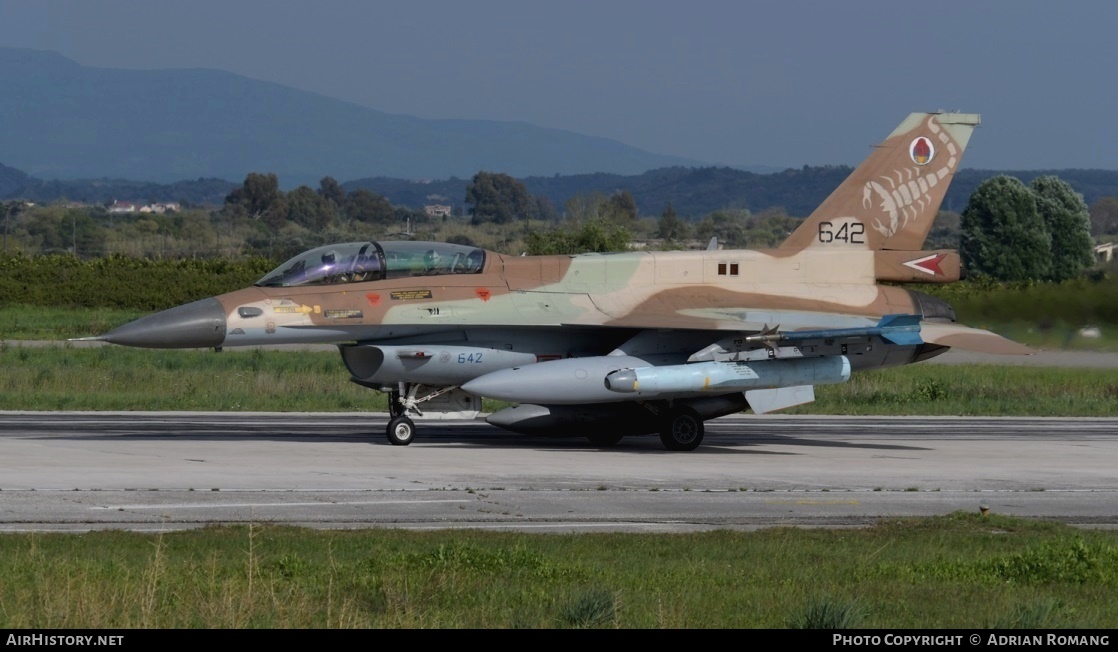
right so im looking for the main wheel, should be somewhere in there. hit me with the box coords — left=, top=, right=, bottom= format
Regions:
left=586, top=432, right=624, bottom=447
left=386, top=416, right=416, bottom=446
left=659, top=408, right=704, bottom=451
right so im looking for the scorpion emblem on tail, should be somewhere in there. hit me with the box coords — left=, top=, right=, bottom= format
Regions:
left=863, top=116, right=960, bottom=239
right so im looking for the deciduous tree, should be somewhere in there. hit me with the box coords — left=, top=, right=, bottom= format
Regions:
left=286, top=185, right=335, bottom=230
left=344, top=189, right=395, bottom=226
left=465, top=171, right=532, bottom=225
left=224, top=173, right=288, bottom=229
left=960, top=175, right=1050, bottom=281
left=658, top=202, right=687, bottom=241
left=318, top=176, right=346, bottom=207
left=605, top=190, right=638, bottom=224
left=563, top=192, right=606, bottom=223
left=534, top=195, right=559, bottom=223
left=1031, top=176, right=1095, bottom=281
left=525, top=218, right=631, bottom=255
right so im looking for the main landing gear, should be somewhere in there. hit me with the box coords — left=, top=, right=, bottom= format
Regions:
left=584, top=404, right=707, bottom=450
left=658, top=407, right=704, bottom=451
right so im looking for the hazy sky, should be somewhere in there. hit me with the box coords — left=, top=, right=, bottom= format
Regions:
left=2, top=0, right=1116, bottom=171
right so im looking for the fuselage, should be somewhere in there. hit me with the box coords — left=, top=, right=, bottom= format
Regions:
left=102, top=241, right=937, bottom=349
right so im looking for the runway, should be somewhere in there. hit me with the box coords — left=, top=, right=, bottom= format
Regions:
left=1, top=412, right=1115, bottom=533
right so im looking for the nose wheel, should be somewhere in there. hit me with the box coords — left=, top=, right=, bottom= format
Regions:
left=386, top=416, right=416, bottom=446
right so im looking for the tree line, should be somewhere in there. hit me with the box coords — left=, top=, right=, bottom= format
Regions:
left=0, top=169, right=1112, bottom=285
left=465, top=170, right=1109, bottom=283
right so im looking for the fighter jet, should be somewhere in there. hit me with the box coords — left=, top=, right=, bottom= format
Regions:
left=92, top=111, right=1031, bottom=450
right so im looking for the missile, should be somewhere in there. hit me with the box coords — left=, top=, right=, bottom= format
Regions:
left=604, top=356, right=850, bottom=396
left=744, top=313, right=923, bottom=347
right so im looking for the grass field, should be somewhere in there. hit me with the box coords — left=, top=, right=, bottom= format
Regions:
left=1, top=513, right=1116, bottom=628
left=963, top=321, right=1118, bottom=352
left=0, top=305, right=147, bottom=340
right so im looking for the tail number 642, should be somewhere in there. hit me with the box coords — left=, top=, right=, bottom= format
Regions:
left=817, top=221, right=865, bottom=244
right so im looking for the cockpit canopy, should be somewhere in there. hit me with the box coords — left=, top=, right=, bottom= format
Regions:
left=256, top=241, right=487, bottom=287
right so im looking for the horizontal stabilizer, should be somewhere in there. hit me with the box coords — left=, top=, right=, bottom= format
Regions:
left=875, top=250, right=961, bottom=283
left=920, top=322, right=1035, bottom=355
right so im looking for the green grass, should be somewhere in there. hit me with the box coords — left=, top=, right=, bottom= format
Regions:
left=967, top=321, right=1118, bottom=352
left=785, top=594, right=868, bottom=629
left=0, top=345, right=385, bottom=412
left=0, top=513, right=1116, bottom=628
left=792, top=364, right=1118, bottom=416
left=0, top=344, right=1116, bottom=415
left=0, top=305, right=147, bottom=340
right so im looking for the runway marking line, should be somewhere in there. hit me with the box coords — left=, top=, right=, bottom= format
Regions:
left=763, top=499, right=861, bottom=506
left=91, top=499, right=470, bottom=510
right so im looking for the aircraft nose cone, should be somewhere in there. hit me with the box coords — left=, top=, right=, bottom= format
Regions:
left=99, top=298, right=227, bottom=348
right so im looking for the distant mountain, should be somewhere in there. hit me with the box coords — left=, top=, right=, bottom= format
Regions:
left=0, top=47, right=700, bottom=186
left=344, top=166, right=874, bottom=217
left=347, top=167, right=1118, bottom=218
left=17, top=177, right=237, bottom=207
left=0, top=162, right=33, bottom=198
left=0, top=160, right=236, bottom=206
left=6, top=156, right=1117, bottom=219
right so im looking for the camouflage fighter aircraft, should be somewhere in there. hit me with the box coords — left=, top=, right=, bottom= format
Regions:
left=91, top=111, right=1032, bottom=450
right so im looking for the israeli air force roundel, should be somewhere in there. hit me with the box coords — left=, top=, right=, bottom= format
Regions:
left=909, top=136, right=934, bottom=165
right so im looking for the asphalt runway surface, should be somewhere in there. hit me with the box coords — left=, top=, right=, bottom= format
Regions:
left=1, top=412, right=1116, bottom=533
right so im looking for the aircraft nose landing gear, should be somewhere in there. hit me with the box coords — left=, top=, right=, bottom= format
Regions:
left=385, top=385, right=419, bottom=446
left=381, top=383, right=479, bottom=446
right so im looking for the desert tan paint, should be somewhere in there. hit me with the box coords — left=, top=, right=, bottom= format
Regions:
left=215, top=112, right=1015, bottom=350
left=781, top=113, right=979, bottom=253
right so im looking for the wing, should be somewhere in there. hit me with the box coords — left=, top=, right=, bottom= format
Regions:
left=564, top=307, right=886, bottom=334
left=566, top=308, right=1034, bottom=356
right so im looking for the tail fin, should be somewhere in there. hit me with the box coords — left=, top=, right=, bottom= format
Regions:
left=780, top=112, right=979, bottom=252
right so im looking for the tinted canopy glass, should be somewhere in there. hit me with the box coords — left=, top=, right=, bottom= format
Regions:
left=256, top=241, right=485, bottom=287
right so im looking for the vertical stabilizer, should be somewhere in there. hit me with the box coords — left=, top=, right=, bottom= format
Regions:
left=780, top=112, right=979, bottom=252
